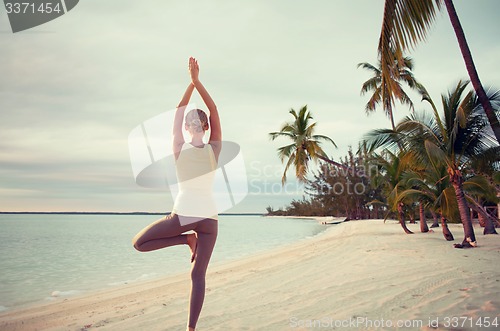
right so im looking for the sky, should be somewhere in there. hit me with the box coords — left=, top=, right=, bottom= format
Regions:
left=1, top=0, right=499, bottom=213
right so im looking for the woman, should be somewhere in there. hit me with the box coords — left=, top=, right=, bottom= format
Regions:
left=132, top=57, right=221, bottom=331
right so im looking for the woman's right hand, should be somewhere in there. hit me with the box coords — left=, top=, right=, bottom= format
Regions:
left=189, top=57, right=199, bottom=85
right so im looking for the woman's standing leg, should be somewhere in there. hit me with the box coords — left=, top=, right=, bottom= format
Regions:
left=132, top=214, right=196, bottom=252
left=187, top=218, right=218, bottom=329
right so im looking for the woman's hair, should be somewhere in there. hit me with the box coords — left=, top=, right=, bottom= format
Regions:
left=185, top=109, right=209, bottom=133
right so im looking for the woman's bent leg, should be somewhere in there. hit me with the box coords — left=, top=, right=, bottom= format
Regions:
left=132, top=214, right=195, bottom=252
left=188, top=218, right=218, bottom=329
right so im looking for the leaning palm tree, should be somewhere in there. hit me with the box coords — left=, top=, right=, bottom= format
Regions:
left=399, top=168, right=430, bottom=233
left=462, top=175, right=499, bottom=235
left=378, top=0, right=500, bottom=143
left=467, top=145, right=500, bottom=233
left=269, top=105, right=337, bottom=184
left=358, top=56, right=422, bottom=130
left=368, top=150, right=415, bottom=234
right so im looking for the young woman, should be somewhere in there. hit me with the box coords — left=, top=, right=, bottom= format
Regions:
left=132, top=57, right=221, bottom=331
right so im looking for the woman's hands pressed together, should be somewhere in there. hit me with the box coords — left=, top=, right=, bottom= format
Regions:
left=189, top=57, right=200, bottom=85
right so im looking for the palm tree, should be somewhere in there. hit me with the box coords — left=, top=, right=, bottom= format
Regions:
left=377, top=0, right=500, bottom=143
left=369, top=150, right=414, bottom=234
left=399, top=164, right=457, bottom=240
left=399, top=168, right=430, bottom=233
left=358, top=56, right=422, bottom=130
left=269, top=105, right=337, bottom=184
left=467, top=145, right=500, bottom=233
left=462, top=175, right=499, bottom=235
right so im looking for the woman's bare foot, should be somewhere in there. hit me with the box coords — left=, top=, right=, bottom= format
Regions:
left=187, top=233, right=198, bottom=262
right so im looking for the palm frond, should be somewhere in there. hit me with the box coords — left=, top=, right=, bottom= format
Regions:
left=304, top=121, right=317, bottom=137
left=362, top=128, right=402, bottom=152
left=365, top=87, right=383, bottom=113
left=493, top=171, right=500, bottom=184
left=277, top=143, right=296, bottom=161
left=424, top=139, right=449, bottom=172
left=357, top=62, right=381, bottom=73
left=378, top=0, right=442, bottom=68
left=360, top=77, right=381, bottom=96
left=269, top=131, right=294, bottom=141
left=281, top=152, right=296, bottom=184
left=312, top=134, right=337, bottom=148
left=398, top=188, right=435, bottom=203
left=438, top=186, right=459, bottom=221
left=279, top=123, right=297, bottom=134
left=397, top=88, right=415, bottom=110
left=463, top=175, right=498, bottom=202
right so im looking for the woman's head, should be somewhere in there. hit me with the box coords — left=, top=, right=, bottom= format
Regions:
left=185, top=108, right=209, bottom=135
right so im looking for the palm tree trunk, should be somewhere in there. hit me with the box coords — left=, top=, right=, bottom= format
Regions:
left=443, top=0, right=500, bottom=144
left=389, top=108, right=396, bottom=131
left=449, top=167, right=477, bottom=246
left=430, top=210, right=439, bottom=228
left=409, top=212, right=416, bottom=224
left=477, top=212, right=486, bottom=227
left=467, top=197, right=498, bottom=235
left=397, top=202, right=413, bottom=234
left=483, top=215, right=498, bottom=235
left=441, top=215, right=454, bottom=241
left=419, top=202, right=429, bottom=233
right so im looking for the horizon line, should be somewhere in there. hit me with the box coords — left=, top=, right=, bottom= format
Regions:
left=0, top=211, right=265, bottom=216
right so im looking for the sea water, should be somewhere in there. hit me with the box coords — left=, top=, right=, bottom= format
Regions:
left=0, top=214, right=326, bottom=311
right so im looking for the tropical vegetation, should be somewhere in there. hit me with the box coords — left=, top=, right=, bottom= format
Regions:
left=267, top=0, right=500, bottom=249
left=364, top=80, right=500, bottom=246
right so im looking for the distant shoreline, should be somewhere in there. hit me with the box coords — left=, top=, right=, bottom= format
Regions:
left=0, top=211, right=264, bottom=216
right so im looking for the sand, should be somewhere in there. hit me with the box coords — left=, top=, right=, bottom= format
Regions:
left=1, top=219, right=499, bottom=331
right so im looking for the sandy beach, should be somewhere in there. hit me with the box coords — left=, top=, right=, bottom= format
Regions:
left=1, top=219, right=499, bottom=331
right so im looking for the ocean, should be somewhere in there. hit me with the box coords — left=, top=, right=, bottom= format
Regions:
left=0, top=214, right=327, bottom=311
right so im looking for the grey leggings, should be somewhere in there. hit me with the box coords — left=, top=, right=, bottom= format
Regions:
left=132, top=213, right=218, bottom=328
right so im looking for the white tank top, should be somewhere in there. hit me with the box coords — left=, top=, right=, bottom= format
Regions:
left=171, top=143, right=218, bottom=221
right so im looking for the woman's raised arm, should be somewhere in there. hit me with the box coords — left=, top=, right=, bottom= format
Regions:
left=173, top=82, right=195, bottom=158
